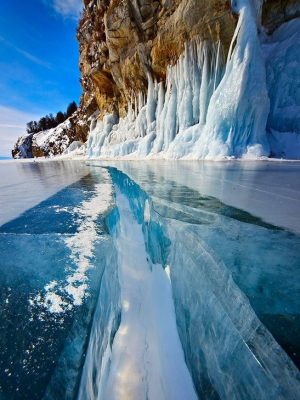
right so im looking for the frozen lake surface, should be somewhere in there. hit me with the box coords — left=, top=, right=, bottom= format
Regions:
left=0, top=160, right=90, bottom=226
left=0, top=160, right=299, bottom=399
left=93, top=160, right=300, bottom=234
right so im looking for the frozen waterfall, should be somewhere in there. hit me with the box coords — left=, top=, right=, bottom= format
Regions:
left=87, top=38, right=225, bottom=159
left=86, top=0, right=300, bottom=160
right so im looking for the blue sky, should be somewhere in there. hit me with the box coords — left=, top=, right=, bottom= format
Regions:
left=0, top=0, right=82, bottom=156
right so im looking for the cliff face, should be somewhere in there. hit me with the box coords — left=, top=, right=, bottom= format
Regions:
left=12, top=111, right=87, bottom=158
left=12, top=0, right=300, bottom=158
left=78, top=0, right=236, bottom=119
left=262, top=0, right=300, bottom=32
left=78, top=0, right=300, bottom=122
left=12, top=0, right=236, bottom=158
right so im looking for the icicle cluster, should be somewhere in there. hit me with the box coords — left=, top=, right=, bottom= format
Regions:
left=87, top=0, right=272, bottom=160
left=87, top=39, right=225, bottom=159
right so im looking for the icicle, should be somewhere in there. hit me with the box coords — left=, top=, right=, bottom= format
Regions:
left=146, top=73, right=157, bottom=130
left=193, top=0, right=270, bottom=159
left=176, top=44, right=194, bottom=132
left=199, top=44, right=210, bottom=125
left=86, top=38, right=225, bottom=159
left=156, top=82, right=165, bottom=121
left=87, top=0, right=272, bottom=161
left=213, top=41, right=221, bottom=91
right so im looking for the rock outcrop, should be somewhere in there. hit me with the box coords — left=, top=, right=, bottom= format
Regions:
left=12, top=113, right=87, bottom=158
left=262, top=0, right=300, bottom=32
left=77, top=0, right=236, bottom=119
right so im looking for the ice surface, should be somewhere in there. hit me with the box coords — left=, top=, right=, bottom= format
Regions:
left=36, top=177, right=113, bottom=311
left=77, top=239, right=120, bottom=400
left=0, top=160, right=90, bottom=226
left=166, top=220, right=300, bottom=399
left=90, top=160, right=300, bottom=235
left=0, top=166, right=114, bottom=399
left=80, top=170, right=197, bottom=400
left=98, top=167, right=300, bottom=400
left=1, top=160, right=300, bottom=399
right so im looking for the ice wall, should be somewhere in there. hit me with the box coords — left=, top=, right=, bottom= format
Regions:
left=262, top=19, right=300, bottom=158
left=87, top=39, right=225, bottom=159
left=192, top=0, right=270, bottom=159
left=86, top=0, right=300, bottom=159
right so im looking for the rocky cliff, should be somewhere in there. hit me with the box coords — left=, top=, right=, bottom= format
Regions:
left=12, top=0, right=300, bottom=158
left=12, top=113, right=87, bottom=158
left=77, top=0, right=300, bottom=124
left=78, top=0, right=235, bottom=120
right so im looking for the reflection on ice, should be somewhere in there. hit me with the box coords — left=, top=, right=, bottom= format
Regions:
left=0, top=160, right=299, bottom=400
left=79, top=173, right=197, bottom=400
left=0, top=167, right=114, bottom=399
left=0, top=160, right=90, bottom=226
left=93, top=160, right=300, bottom=234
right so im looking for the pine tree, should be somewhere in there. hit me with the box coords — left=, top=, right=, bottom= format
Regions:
left=25, top=100, right=78, bottom=133
left=26, top=121, right=34, bottom=133
left=56, top=111, right=66, bottom=125
left=66, top=101, right=77, bottom=118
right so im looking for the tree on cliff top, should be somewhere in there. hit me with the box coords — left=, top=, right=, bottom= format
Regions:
left=66, top=101, right=77, bottom=118
left=56, top=111, right=66, bottom=125
left=26, top=101, right=78, bottom=134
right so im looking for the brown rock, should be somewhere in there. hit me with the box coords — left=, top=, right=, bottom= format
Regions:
left=76, top=0, right=236, bottom=121
left=262, top=0, right=300, bottom=33
left=15, top=0, right=299, bottom=157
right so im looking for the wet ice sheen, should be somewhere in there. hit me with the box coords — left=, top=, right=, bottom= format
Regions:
left=0, top=160, right=90, bottom=226
left=0, top=161, right=300, bottom=400
left=0, top=166, right=114, bottom=399
left=88, top=185, right=197, bottom=400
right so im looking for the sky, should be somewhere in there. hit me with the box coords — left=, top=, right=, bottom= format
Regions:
left=0, top=0, right=83, bottom=156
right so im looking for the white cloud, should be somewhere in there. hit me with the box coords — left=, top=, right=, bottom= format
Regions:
left=48, top=0, right=83, bottom=19
left=0, top=35, right=51, bottom=69
left=15, top=48, right=51, bottom=69
left=0, top=106, right=39, bottom=157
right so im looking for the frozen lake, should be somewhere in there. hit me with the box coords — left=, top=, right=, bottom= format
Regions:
left=0, top=160, right=299, bottom=399
left=0, top=160, right=90, bottom=226
left=91, top=160, right=300, bottom=234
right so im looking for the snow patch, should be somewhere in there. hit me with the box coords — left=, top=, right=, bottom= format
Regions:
left=31, top=169, right=114, bottom=314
